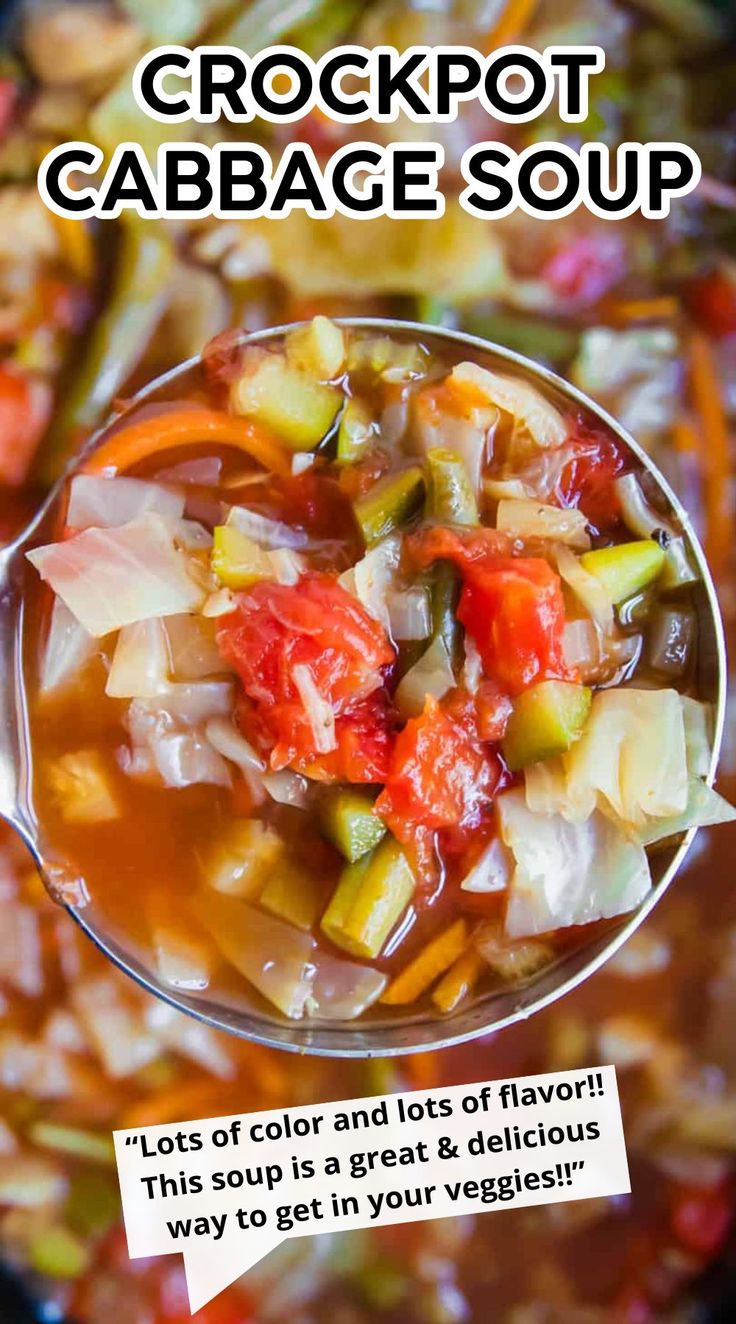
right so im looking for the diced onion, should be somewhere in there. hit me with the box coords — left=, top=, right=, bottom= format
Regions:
left=496, top=498, right=591, bottom=550
left=39, top=598, right=97, bottom=694
left=562, top=618, right=601, bottom=673
left=555, top=544, right=614, bottom=634
left=395, top=635, right=455, bottom=719
left=165, top=613, right=227, bottom=680
left=202, top=588, right=237, bottom=618
left=226, top=504, right=308, bottom=550
left=27, top=514, right=207, bottom=637
left=263, top=769, right=310, bottom=809
left=292, top=453, right=315, bottom=475
left=460, top=837, right=513, bottom=894
left=292, top=663, right=337, bottom=754
left=387, top=588, right=431, bottom=641
left=67, top=475, right=184, bottom=531
left=152, top=928, right=212, bottom=992
left=205, top=716, right=266, bottom=804
left=615, top=473, right=697, bottom=589
left=451, top=361, right=567, bottom=450
left=268, top=548, right=304, bottom=585
left=106, top=618, right=170, bottom=699
left=483, top=477, right=530, bottom=501
left=155, top=457, right=223, bottom=486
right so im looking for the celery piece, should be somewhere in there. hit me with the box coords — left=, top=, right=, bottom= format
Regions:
left=463, top=309, right=579, bottom=368
left=337, top=398, right=374, bottom=464
left=286, top=316, right=345, bottom=380
left=211, top=525, right=271, bottom=589
left=231, top=351, right=342, bottom=452
left=580, top=539, right=665, bottom=604
left=427, top=448, right=479, bottom=526
left=502, top=681, right=592, bottom=772
left=355, top=467, right=425, bottom=546
left=321, top=789, right=386, bottom=862
left=29, top=1226, right=90, bottom=1280
left=28, top=1122, right=115, bottom=1166
left=321, top=838, right=415, bottom=960
left=260, top=862, right=323, bottom=932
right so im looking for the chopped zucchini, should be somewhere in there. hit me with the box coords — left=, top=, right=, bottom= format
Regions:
left=201, top=820, right=283, bottom=898
left=427, top=448, right=479, bottom=525
left=231, top=349, right=342, bottom=451
left=211, top=525, right=271, bottom=589
left=286, top=316, right=345, bottom=380
left=580, top=539, right=665, bottom=604
left=355, top=466, right=425, bottom=546
left=502, top=681, right=592, bottom=771
left=337, top=397, right=375, bottom=464
left=260, top=861, right=323, bottom=932
left=29, top=1225, right=90, bottom=1280
left=321, top=838, right=415, bottom=959
left=321, top=789, right=386, bottom=862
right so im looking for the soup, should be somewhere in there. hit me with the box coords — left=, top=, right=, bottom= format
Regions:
left=24, top=319, right=735, bottom=1026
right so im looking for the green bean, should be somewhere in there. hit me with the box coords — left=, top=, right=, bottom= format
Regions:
left=427, top=448, right=479, bottom=526
left=213, top=0, right=330, bottom=51
left=430, top=561, right=463, bottom=673
left=36, top=221, right=174, bottom=486
left=462, top=310, right=579, bottom=369
left=354, top=466, right=425, bottom=546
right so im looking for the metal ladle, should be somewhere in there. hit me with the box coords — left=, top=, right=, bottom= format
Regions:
left=0, top=320, right=727, bottom=1057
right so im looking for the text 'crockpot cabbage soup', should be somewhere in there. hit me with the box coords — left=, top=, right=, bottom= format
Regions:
left=24, top=320, right=736, bottom=1025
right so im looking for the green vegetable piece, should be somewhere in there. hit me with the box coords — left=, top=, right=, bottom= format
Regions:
left=212, top=0, right=330, bottom=52
left=66, top=1172, right=120, bottom=1237
left=427, top=447, right=479, bottom=526
left=36, top=221, right=174, bottom=486
left=260, top=861, right=323, bottom=932
left=463, top=310, right=579, bottom=368
left=286, top=316, right=345, bottom=380
left=580, top=539, right=666, bottom=604
left=29, top=1225, right=90, bottom=1280
left=503, top=681, right=592, bottom=771
left=28, top=1121, right=115, bottom=1166
left=355, top=466, right=425, bottom=546
left=337, top=398, right=374, bottom=464
left=321, top=789, right=386, bottom=862
left=212, top=525, right=270, bottom=589
left=231, top=350, right=342, bottom=452
left=321, top=838, right=415, bottom=959
left=430, top=560, right=462, bottom=672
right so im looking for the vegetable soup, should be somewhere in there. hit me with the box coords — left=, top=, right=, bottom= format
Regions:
left=25, top=319, right=735, bottom=1025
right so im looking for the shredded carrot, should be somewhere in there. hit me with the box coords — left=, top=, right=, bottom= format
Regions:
left=432, top=947, right=486, bottom=1015
left=406, top=1052, right=441, bottom=1092
left=486, top=0, right=539, bottom=50
left=51, top=213, right=95, bottom=284
left=381, top=919, right=468, bottom=1006
left=604, top=296, right=681, bottom=324
left=672, top=417, right=700, bottom=456
left=83, top=408, right=291, bottom=478
left=688, top=330, right=733, bottom=574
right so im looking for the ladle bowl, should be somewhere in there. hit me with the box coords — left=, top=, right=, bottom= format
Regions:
left=0, top=319, right=727, bottom=1057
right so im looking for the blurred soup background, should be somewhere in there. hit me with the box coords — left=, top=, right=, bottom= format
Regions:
left=1, top=1, right=736, bottom=1321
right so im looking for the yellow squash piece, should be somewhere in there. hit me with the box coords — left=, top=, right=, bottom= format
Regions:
left=503, top=681, right=592, bottom=771
left=321, top=837, right=415, bottom=960
left=286, top=316, right=345, bottom=380
left=580, top=539, right=665, bottom=604
left=211, top=525, right=271, bottom=589
left=231, top=350, right=342, bottom=452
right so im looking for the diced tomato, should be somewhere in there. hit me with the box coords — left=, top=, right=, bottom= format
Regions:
left=686, top=268, right=736, bottom=339
left=556, top=426, right=627, bottom=532
left=542, top=232, right=626, bottom=308
left=409, top=527, right=574, bottom=695
left=202, top=329, right=247, bottom=389
left=375, top=692, right=502, bottom=847
left=301, top=690, right=396, bottom=783
left=474, top=679, right=513, bottom=742
left=0, top=363, right=52, bottom=486
left=670, top=1184, right=734, bottom=1259
left=218, top=573, right=395, bottom=774
left=0, top=79, right=18, bottom=143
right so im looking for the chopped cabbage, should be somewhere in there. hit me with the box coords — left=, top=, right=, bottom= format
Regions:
left=67, top=475, right=184, bottom=531
left=339, top=535, right=401, bottom=632
left=680, top=695, right=712, bottom=779
left=307, top=954, right=387, bottom=1021
left=555, top=545, right=614, bottom=634
left=637, top=780, right=736, bottom=848
left=460, top=836, right=513, bottom=894
left=122, top=681, right=234, bottom=789
left=496, top=498, right=591, bottom=549
left=27, top=514, right=207, bottom=637
left=498, top=789, right=651, bottom=938
left=193, top=893, right=317, bottom=1020
left=106, top=618, right=170, bottom=699
left=39, top=598, right=97, bottom=694
left=395, top=635, right=456, bottom=719
left=451, top=361, right=567, bottom=450
left=164, top=613, right=227, bottom=681
left=225, top=504, right=309, bottom=551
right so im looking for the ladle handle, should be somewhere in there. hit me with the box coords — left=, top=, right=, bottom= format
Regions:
left=0, top=543, right=35, bottom=846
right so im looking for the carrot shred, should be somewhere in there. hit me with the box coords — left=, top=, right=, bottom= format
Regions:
left=604, top=296, right=681, bottom=324
left=83, top=408, right=291, bottom=477
left=486, top=0, right=539, bottom=50
left=672, top=417, right=700, bottom=456
left=432, top=947, right=486, bottom=1014
left=688, top=330, right=733, bottom=574
left=381, top=918, right=468, bottom=1006
left=51, top=213, right=95, bottom=284
left=120, top=1079, right=237, bottom=1130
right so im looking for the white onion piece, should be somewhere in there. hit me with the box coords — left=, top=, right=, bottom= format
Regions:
left=496, top=499, right=591, bottom=550
left=165, top=613, right=227, bottom=680
left=40, top=598, right=97, bottom=694
left=451, top=361, right=567, bottom=449
left=263, top=769, right=310, bottom=809
left=461, top=634, right=483, bottom=694
left=194, top=894, right=317, bottom=1019
left=131, top=729, right=232, bottom=790
left=106, top=618, right=171, bottom=699
left=562, top=618, right=601, bottom=672
left=27, top=514, right=207, bottom=637
left=460, top=836, right=513, bottom=894
left=226, top=505, right=308, bottom=550
left=395, top=635, right=455, bottom=719
left=307, top=954, right=387, bottom=1020
left=67, top=475, right=184, bottom=530
left=387, top=588, right=431, bottom=641
left=122, top=682, right=234, bottom=789
left=153, top=928, right=212, bottom=992
left=174, top=519, right=213, bottom=550
left=205, top=717, right=266, bottom=804
left=292, top=663, right=337, bottom=754
left=202, top=588, right=237, bottom=618
left=292, top=453, right=315, bottom=475
left=268, top=548, right=304, bottom=586
left=555, top=544, right=614, bottom=634
left=156, top=457, right=223, bottom=486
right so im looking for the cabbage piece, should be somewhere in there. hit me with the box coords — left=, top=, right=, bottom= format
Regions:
left=451, top=361, right=567, bottom=450
left=496, top=499, right=591, bottom=550
left=637, top=780, right=736, bottom=848
left=387, top=588, right=431, bottom=641
left=395, top=635, right=455, bottom=719
left=292, top=663, right=337, bottom=754
left=475, top=923, right=552, bottom=981
left=460, top=837, right=513, bottom=894
left=498, top=789, right=651, bottom=938
left=226, top=504, right=308, bottom=550
left=66, top=475, right=184, bottom=531
left=205, top=716, right=266, bottom=805
left=39, top=598, right=97, bottom=694
left=165, top=613, right=227, bottom=681
left=338, top=535, right=401, bottom=631
left=46, top=751, right=120, bottom=824
left=415, top=388, right=493, bottom=495
left=680, top=696, right=712, bottom=779
left=27, top=514, right=207, bottom=637
left=106, top=618, right=170, bottom=699
left=193, top=893, right=317, bottom=1020
left=555, top=545, right=614, bottom=634
left=152, top=927, right=213, bottom=992
left=263, top=769, right=310, bottom=809
left=565, top=688, right=688, bottom=827
left=122, top=681, right=234, bottom=789
left=306, top=953, right=387, bottom=1021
